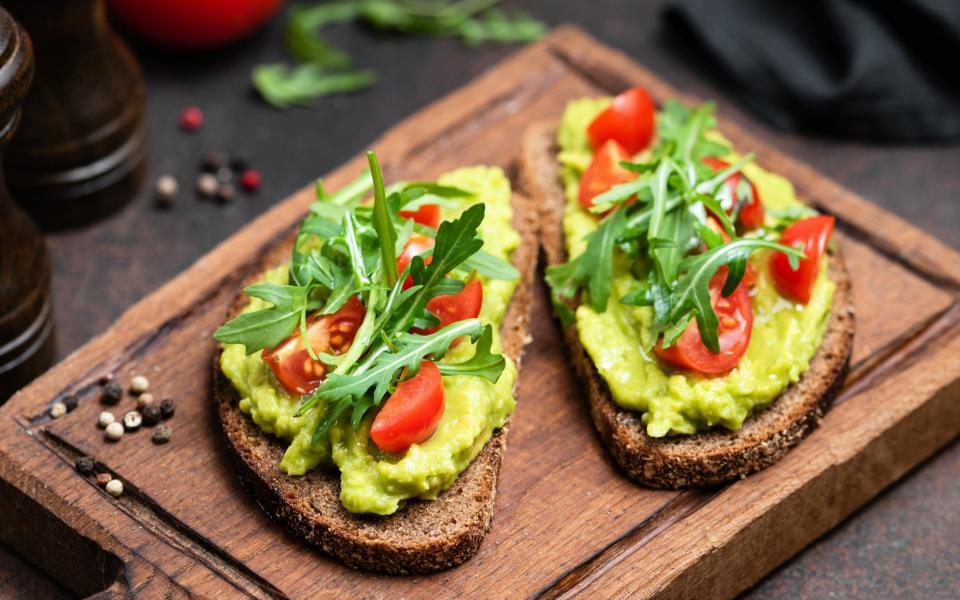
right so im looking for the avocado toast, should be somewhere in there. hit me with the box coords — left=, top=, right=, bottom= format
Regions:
left=520, top=89, right=855, bottom=488
left=213, top=155, right=537, bottom=573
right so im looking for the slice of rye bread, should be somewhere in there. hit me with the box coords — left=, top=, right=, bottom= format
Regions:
left=519, top=122, right=856, bottom=488
left=213, top=192, right=538, bottom=574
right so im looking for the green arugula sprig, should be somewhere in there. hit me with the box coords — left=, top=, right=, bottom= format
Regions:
left=546, top=100, right=808, bottom=353
left=214, top=151, right=517, bottom=445
left=253, top=0, right=546, bottom=107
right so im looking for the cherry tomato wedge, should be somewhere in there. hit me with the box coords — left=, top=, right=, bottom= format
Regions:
left=399, top=204, right=440, bottom=229
left=654, top=269, right=754, bottom=375
left=371, top=361, right=445, bottom=454
left=262, top=296, right=365, bottom=396
left=397, top=233, right=435, bottom=290
left=702, top=157, right=765, bottom=230
left=770, top=215, right=835, bottom=304
left=579, top=140, right=637, bottom=212
left=587, top=86, right=656, bottom=155
left=414, top=280, right=483, bottom=336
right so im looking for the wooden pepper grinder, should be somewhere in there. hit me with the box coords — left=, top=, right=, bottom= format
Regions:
left=0, top=8, right=56, bottom=402
left=3, top=0, right=147, bottom=230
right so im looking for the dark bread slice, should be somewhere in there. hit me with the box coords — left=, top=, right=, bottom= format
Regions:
left=213, top=192, right=538, bottom=574
left=519, top=122, right=855, bottom=488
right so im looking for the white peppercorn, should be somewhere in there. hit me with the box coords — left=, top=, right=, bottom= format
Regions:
left=105, top=421, right=124, bottom=441
left=105, top=479, right=123, bottom=497
left=130, top=375, right=149, bottom=394
left=98, top=411, right=116, bottom=428
left=123, top=411, right=142, bottom=431
left=136, top=393, right=155, bottom=409
left=49, top=402, right=67, bottom=419
left=154, top=175, right=178, bottom=208
left=196, top=173, right=218, bottom=197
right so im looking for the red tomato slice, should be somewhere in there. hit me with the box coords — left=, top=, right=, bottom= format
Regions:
left=414, top=280, right=483, bottom=336
left=579, top=140, right=637, bottom=212
left=770, top=216, right=835, bottom=304
left=371, top=361, right=445, bottom=454
left=587, top=86, right=656, bottom=155
left=397, top=233, right=435, bottom=290
left=703, top=157, right=765, bottom=230
left=262, top=296, right=365, bottom=396
left=654, top=269, right=754, bottom=375
left=399, top=204, right=440, bottom=229
left=107, top=0, right=281, bottom=50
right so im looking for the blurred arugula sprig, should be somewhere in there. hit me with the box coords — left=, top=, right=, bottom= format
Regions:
left=253, top=0, right=546, bottom=107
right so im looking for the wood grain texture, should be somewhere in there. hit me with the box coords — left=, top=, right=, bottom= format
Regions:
left=0, top=27, right=957, bottom=599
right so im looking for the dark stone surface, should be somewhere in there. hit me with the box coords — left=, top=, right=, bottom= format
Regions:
left=2, top=1, right=957, bottom=598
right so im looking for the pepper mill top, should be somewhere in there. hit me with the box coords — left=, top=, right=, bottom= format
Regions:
left=0, top=7, right=33, bottom=145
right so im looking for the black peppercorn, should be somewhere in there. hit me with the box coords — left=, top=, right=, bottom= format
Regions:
left=229, top=155, right=249, bottom=173
left=101, top=382, right=122, bottom=405
left=153, top=425, right=172, bottom=444
left=216, top=183, right=236, bottom=203
left=63, top=394, right=78, bottom=412
left=141, top=404, right=162, bottom=425
left=160, top=398, right=176, bottom=419
left=200, top=151, right=228, bottom=173
left=75, top=456, right=95, bottom=476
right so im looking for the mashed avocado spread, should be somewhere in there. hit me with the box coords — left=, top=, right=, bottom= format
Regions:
left=220, top=166, right=519, bottom=515
left=558, top=99, right=835, bottom=437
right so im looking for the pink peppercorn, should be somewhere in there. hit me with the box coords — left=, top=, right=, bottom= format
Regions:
left=179, top=107, right=204, bottom=132
left=240, top=169, right=261, bottom=192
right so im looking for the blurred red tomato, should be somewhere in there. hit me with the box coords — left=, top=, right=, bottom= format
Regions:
left=107, top=0, right=283, bottom=50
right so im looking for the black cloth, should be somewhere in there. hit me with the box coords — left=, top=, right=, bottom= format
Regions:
left=666, top=0, right=960, bottom=142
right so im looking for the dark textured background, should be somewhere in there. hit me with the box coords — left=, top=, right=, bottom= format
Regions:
left=3, top=1, right=958, bottom=597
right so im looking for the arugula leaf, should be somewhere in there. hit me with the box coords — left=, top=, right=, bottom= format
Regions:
left=436, top=325, right=505, bottom=382
left=253, top=63, right=376, bottom=108
left=212, top=284, right=311, bottom=354
left=545, top=206, right=627, bottom=323
left=368, top=151, right=398, bottom=286
left=388, top=203, right=486, bottom=333
left=658, top=239, right=805, bottom=352
left=253, top=1, right=546, bottom=108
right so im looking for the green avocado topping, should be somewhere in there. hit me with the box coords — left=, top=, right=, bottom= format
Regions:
left=552, top=98, right=835, bottom=438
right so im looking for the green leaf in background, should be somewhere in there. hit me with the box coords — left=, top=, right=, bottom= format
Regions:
left=252, top=63, right=376, bottom=108
left=253, top=0, right=546, bottom=107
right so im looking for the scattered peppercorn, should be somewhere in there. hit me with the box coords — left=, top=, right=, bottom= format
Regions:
left=101, top=382, right=122, bottom=405
left=75, top=456, right=96, bottom=476
left=137, top=393, right=155, bottom=409
left=63, top=394, right=78, bottom=412
left=200, top=151, right=228, bottom=173
left=216, top=183, right=236, bottom=203
left=49, top=402, right=67, bottom=419
left=98, top=411, right=115, bottom=428
left=152, top=425, right=172, bottom=444
left=179, top=106, right=203, bottom=132
left=196, top=173, right=218, bottom=198
left=141, top=404, right=162, bottom=425
left=215, top=166, right=233, bottom=184
left=96, top=473, right=112, bottom=487
left=129, top=375, right=149, bottom=395
left=240, top=169, right=261, bottom=192
left=159, top=398, right=176, bottom=419
left=123, top=410, right=143, bottom=431
left=105, top=479, right=123, bottom=497
left=105, top=421, right=124, bottom=441
left=99, top=372, right=114, bottom=384
left=154, top=175, right=178, bottom=208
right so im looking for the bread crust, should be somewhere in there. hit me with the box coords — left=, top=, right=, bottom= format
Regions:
left=519, top=122, right=855, bottom=488
left=212, top=192, right=538, bottom=574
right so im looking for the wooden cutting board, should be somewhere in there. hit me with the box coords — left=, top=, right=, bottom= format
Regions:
left=2, top=26, right=958, bottom=600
